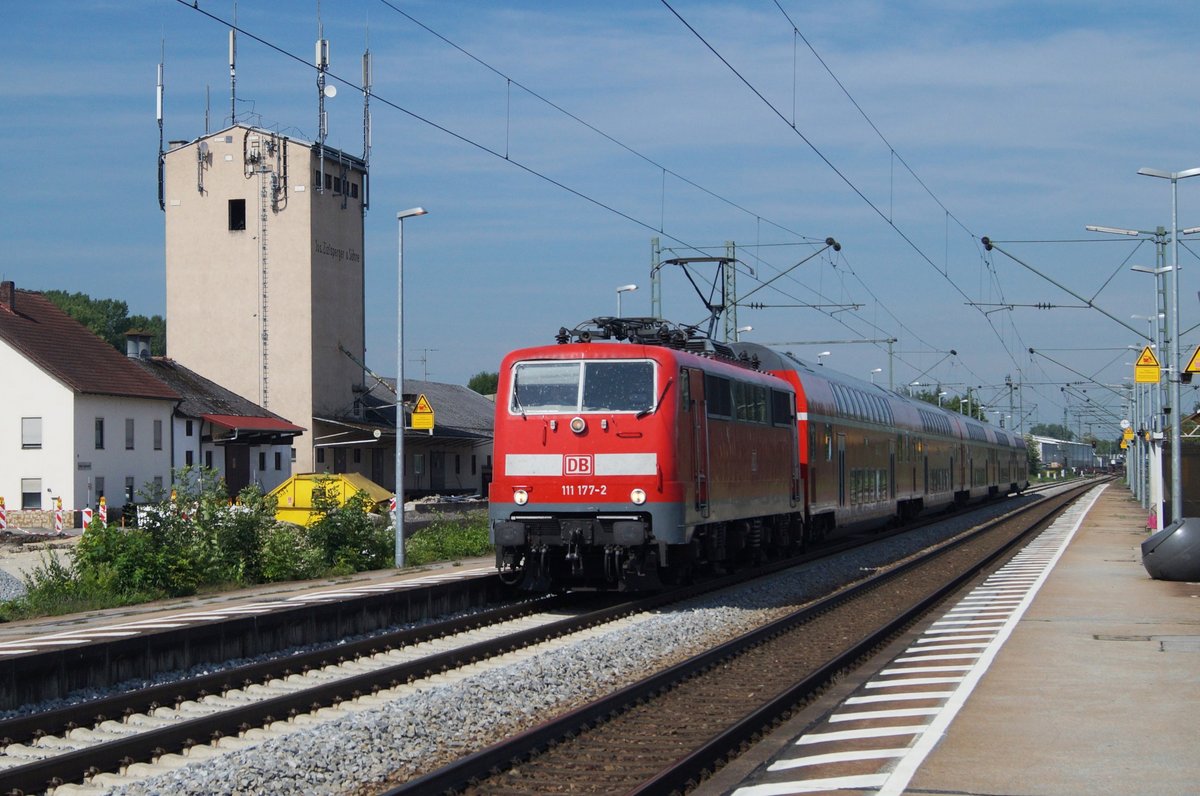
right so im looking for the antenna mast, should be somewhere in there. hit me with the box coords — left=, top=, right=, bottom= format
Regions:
left=157, top=41, right=165, bottom=211
left=316, top=19, right=329, bottom=194
left=228, top=28, right=237, bottom=126
left=361, top=47, right=371, bottom=212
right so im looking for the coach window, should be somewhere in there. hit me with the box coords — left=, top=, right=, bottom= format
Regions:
left=680, top=369, right=691, bottom=410
left=825, top=423, right=833, bottom=461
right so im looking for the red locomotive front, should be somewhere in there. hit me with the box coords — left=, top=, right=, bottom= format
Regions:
left=489, top=319, right=802, bottom=590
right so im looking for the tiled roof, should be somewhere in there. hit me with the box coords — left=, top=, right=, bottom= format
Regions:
left=352, top=378, right=494, bottom=440
left=0, top=285, right=179, bottom=401
left=133, top=356, right=302, bottom=430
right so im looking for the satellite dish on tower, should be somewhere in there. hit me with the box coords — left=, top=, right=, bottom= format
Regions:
left=323, top=84, right=337, bottom=99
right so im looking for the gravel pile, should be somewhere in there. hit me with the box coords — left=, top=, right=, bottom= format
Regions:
left=103, top=490, right=1050, bottom=796
left=0, top=570, right=26, bottom=602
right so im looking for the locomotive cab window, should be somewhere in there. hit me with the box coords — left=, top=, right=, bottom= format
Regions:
left=511, top=360, right=654, bottom=414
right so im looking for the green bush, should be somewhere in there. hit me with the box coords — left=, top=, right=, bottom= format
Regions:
left=259, top=522, right=324, bottom=582
left=404, top=511, right=491, bottom=566
left=307, top=480, right=393, bottom=574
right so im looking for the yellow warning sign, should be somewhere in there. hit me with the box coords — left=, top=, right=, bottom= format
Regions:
left=411, top=393, right=435, bottom=431
left=1123, top=427, right=1134, bottom=441
left=1186, top=345, right=1200, bottom=374
left=1135, top=345, right=1161, bottom=384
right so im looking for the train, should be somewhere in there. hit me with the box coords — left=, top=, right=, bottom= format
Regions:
left=488, top=317, right=1029, bottom=590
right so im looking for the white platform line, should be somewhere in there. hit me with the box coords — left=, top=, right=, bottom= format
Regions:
left=768, top=747, right=908, bottom=772
left=734, top=773, right=889, bottom=795
left=875, top=483, right=1105, bottom=796
left=845, top=691, right=955, bottom=705
left=795, top=724, right=929, bottom=745
left=830, top=706, right=941, bottom=723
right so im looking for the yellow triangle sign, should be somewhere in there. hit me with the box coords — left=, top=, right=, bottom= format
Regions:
left=1186, top=345, right=1200, bottom=374
left=1137, top=346, right=1160, bottom=367
left=414, top=394, right=433, bottom=414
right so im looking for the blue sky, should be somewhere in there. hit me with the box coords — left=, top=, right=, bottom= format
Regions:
left=4, top=1, right=1199, bottom=438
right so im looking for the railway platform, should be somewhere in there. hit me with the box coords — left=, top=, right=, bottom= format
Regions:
left=700, top=481, right=1200, bottom=796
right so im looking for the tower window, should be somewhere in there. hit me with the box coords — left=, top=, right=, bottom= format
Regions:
left=228, top=199, right=246, bottom=231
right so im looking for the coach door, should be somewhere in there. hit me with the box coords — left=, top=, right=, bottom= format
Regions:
left=685, top=368, right=710, bottom=517
left=837, top=433, right=846, bottom=506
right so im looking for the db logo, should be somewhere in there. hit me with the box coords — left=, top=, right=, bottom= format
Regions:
left=564, top=455, right=594, bottom=476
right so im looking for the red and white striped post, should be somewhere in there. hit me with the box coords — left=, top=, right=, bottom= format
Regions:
left=54, top=497, right=63, bottom=534
left=82, top=507, right=94, bottom=528
left=0, top=497, right=6, bottom=531
left=98, top=496, right=107, bottom=523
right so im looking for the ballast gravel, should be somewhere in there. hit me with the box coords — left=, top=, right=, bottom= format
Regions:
left=90, top=492, right=1046, bottom=796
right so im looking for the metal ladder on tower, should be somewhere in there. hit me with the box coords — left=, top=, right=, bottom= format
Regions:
left=259, top=167, right=270, bottom=409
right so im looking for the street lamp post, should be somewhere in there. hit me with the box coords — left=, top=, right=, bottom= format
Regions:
left=816, top=351, right=831, bottom=366
left=395, top=207, right=428, bottom=568
left=736, top=325, right=752, bottom=342
left=869, top=368, right=882, bottom=384
left=1138, top=166, right=1200, bottom=523
left=616, top=284, right=637, bottom=317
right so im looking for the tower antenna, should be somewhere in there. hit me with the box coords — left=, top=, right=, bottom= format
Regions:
left=157, top=39, right=165, bottom=211
left=361, top=44, right=371, bottom=212
left=226, top=6, right=236, bottom=125
left=316, top=16, right=329, bottom=194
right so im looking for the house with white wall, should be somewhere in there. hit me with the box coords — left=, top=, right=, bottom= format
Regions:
left=0, top=282, right=179, bottom=521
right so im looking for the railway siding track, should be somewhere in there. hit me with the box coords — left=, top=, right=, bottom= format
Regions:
left=388, top=481, right=1099, bottom=795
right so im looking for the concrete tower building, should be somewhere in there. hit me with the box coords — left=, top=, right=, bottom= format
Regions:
left=163, top=125, right=368, bottom=473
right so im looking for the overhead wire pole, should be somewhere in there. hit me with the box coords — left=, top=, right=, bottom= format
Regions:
left=1137, top=166, right=1200, bottom=524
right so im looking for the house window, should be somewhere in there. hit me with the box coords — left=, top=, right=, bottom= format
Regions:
left=185, top=450, right=194, bottom=466
left=413, top=454, right=424, bottom=475
left=125, top=418, right=135, bottom=450
left=153, top=475, right=163, bottom=490
left=21, top=417, right=42, bottom=449
left=350, top=182, right=359, bottom=199
left=95, top=476, right=105, bottom=500
left=317, top=448, right=326, bottom=464
left=95, top=417, right=105, bottom=450
left=228, top=198, right=246, bottom=231
left=124, top=476, right=135, bottom=503
left=353, top=448, right=361, bottom=464
left=274, top=451, right=282, bottom=471
left=259, top=451, right=266, bottom=471
left=20, top=478, right=41, bottom=510
left=186, top=420, right=194, bottom=437
left=290, top=447, right=296, bottom=462
left=204, top=451, right=213, bottom=469
left=153, top=419, right=163, bottom=450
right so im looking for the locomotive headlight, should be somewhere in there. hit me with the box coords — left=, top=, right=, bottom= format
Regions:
left=514, top=489, right=529, bottom=505
left=570, top=416, right=587, bottom=434
left=630, top=488, right=647, bottom=505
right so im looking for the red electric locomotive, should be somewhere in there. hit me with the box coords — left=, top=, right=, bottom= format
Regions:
left=489, top=319, right=1030, bottom=591
left=488, top=318, right=803, bottom=590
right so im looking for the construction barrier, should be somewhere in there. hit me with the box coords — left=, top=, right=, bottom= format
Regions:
left=82, top=508, right=93, bottom=527
left=54, top=497, right=63, bottom=534
left=0, top=497, right=6, bottom=531
left=98, top=496, right=107, bottom=523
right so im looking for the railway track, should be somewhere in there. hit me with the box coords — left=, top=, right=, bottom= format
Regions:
left=0, top=483, right=1083, bottom=794
left=385, top=480, right=1101, bottom=795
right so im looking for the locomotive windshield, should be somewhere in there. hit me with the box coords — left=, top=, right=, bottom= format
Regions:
left=511, top=360, right=655, bottom=414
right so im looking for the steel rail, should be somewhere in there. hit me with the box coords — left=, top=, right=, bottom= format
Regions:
left=387, top=480, right=1101, bottom=795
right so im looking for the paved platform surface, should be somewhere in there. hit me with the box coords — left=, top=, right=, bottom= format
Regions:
left=700, top=482, right=1200, bottom=795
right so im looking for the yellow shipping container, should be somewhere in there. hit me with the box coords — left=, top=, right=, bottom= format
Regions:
left=268, top=472, right=393, bottom=526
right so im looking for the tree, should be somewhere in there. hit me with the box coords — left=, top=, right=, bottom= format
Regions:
left=43, top=290, right=167, bottom=355
left=467, top=371, right=499, bottom=396
left=1030, top=423, right=1074, bottom=441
